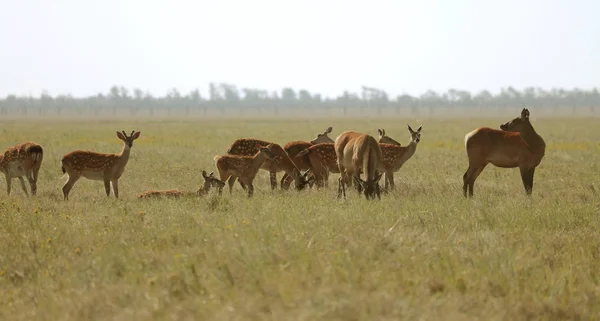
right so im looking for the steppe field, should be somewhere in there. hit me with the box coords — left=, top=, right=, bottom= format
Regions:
left=1, top=114, right=599, bottom=321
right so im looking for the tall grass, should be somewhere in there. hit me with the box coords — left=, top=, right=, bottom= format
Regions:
left=0, top=117, right=599, bottom=320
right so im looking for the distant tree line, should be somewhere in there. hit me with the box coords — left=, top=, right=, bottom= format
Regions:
left=1, top=84, right=599, bottom=115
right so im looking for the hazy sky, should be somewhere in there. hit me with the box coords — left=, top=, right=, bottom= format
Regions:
left=1, top=0, right=598, bottom=98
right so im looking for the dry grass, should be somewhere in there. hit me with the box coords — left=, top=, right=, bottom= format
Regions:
left=0, top=116, right=599, bottom=321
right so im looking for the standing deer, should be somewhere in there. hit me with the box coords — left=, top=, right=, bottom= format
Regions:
left=377, top=128, right=402, bottom=146
left=214, top=143, right=276, bottom=197
left=225, top=139, right=312, bottom=191
left=295, top=143, right=337, bottom=188
left=61, top=130, right=141, bottom=200
left=0, top=142, right=43, bottom=196
left=335, top=131, right=384, bottom=200
left=281, top=126, right=335, bottom=189
left=138, top=170, right=225, bottom=199
left=463, top=108, right=546, bottom=197
left=379, top=125, right=422, bottom=191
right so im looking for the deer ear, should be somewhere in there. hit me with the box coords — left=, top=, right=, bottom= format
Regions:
left=116, top=131, right=125, bottom=140
left=521, top=108, right=530, bottom=119
left=131, top=131, right=141, bottom=139
left=407, top=124, right=414, bottom=133
left=202, top=170, right=208, bottom=178
left=326, top=126, right=333, bottom=134
left=378, top=129, right=383, bottom=137
left=417, top=125, right=422, bottom=132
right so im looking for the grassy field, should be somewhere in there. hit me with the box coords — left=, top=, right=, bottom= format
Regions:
left=1, top=116, right=599, bottom=320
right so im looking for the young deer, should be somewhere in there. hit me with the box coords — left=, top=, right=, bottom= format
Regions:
left=0, top=142, right=44, bottom=196
left=379, top=125, right=422, bottom=191
left=377, top=128, right=402, bottom=146
left=295, top=143, right=338, bottom=188
left=138, top=170, right=225, bottom=199
left=281, top=126, right=335, bottom=189
left=463, top=108, right=546, bottom=197
left=335, top=131, right=384, bottom=200
left=215, top=143, right=276, bottom=197
left=61, top=130, right=141, bottom=200
left=226, top=139, right=311, bottom=191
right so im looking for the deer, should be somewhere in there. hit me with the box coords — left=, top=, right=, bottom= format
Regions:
left=214, top=143, right=278, bottom=197
left=61, top=130, right=140, bottom=200
left=138, top=170, right=225, bottom=199
left=294, top=143, right=338, bottom=188
left=0, top=142, right=44, bottom=196
left=335, top=131, right=384, bottom=200
left=281, top=126, right=335, bottom=189
left=463, top=108, right=546, bottom=197
left=225, top=139, right=313, bottom=192
left=377, top=128, right=402, bottom=146
left=378, top=125, right=422, bottom=191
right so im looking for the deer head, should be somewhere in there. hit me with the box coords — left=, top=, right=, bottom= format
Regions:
left=116, top=130, right=141, bottom=148
left=256, top=143, right=275, bottom=159
left=407, top=125, right=422, bottom=144
left=295, top=168, right=313, bottom=190
left=500, top=108, right=531, bottom=132
left=310, top=126, right=334, bottom=144
left=354, top=172, right=383, bottom=200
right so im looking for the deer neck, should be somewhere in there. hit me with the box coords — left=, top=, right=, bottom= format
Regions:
left=118, top=143, right=132, bottom=166
left=519, top=125, right=546, bottom=157
left=399, top=140, right=418, bottom=163
left=250, top=152, right=269, bottom=174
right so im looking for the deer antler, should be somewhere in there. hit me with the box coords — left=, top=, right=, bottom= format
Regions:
left=130, top=130, right=135, bottom=136
left=121, top=130, right=127, bottom=137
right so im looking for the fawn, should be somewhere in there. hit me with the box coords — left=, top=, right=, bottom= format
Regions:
left=0, top=142, right=44, bottom=196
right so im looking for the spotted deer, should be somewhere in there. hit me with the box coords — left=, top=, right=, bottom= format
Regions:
left=378, top=128, right=402, bottom=146
left=138, top=170, right=225, bottom=199
left=0, top=142, right=43, bottom=196
left=379, top=125, right=422, bottom=191
left=215, top=143, right=277, bottom=197
left=463, top=108, right=545, bottom=197
left=295, top=143, right=338, bottom=188
left=281, top=126, right=335, bottom=189
left=61, top=130, right=140, bottom=200
left=225, top=139, right=311, bottom=191
left=335, top=131, right=384, bottom=200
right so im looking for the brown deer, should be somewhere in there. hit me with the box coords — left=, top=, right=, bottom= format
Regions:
left=294, top=143, right=338, bottom=188
left=377, top=128, right=402, bottom=146
left=138, top=170, right=225, bottom=199
left=0, top=142, right=43, bottom=196
left=281, top=126, right=335, bottom=189
left=215, top=143, right=278, bottom=197
left=61, top=130, right=140, bottom=200
left=335, top=131, right=384, bottom=200
left=225, top=139, right=311, bottom=191
left=463, top=108, right=546, bottom=197
left=379, top=125, right=422, bottom=191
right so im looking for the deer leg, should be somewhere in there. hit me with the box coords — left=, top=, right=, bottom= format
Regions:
left=388, top=172, right=395, bottom=191
left=5, top=174, right=11, bottom=196
left=32, top=166, right=40, bottom=195
left=111, top=179, right=119, bottom=198
left=18, top=176, right=29, bottom=196
left=520, top=167, right=535, bottom=195
left=337, top=176, right=346, bottom=199
left=62, top=173, right=81, bottom=201
left=463, top=164, right=487, bottom=197
left=227, top=176, right=236, bottom=194
left=247, top=182, right=254, bottom=198
left=280, top=173, right=293, bottom=190
left=269, top=171, right=277, bottom=190
left=26, top=170, right=36, bottom=196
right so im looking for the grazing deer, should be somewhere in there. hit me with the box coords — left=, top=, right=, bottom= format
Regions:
left=379, top=125, right=422, bottom=191
left=281, top=126, right=335, bottom=189
left=463, top=108, right=546, bottom=197
left=61, top=130, right=140, bottom=200
left=335, top=131, right=384, bottom=200
left=138, top=170, right=225, bottom=199
left=0, top=142, right=43, bottom=196
left=226, top=139, right=311, bottom=191
left=295, top=143, right=338, bottom=188
left=378, top=128, right=402, bottom=146
left=215, top=143, right=277, bottom=197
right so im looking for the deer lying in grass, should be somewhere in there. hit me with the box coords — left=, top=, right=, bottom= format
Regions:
left=295, top=143, right=338, bottom=188
left=335, top=131, right=384, bottom=200
left=215, top=143, right=277, bottom=197
left=61, top=130, right=140, bottom=200
left=281, top=126, right=335, bottom=189
left=378, top=125, right=422, bottom=191
left=137, top=170, right=225, bottom=199
left=463, top=108, right=546, bottom=197
left=0, top=142, right=43, bottom=196
left=378, top=128, right=402, bottom=146
left=226, top=139, right=312, bottom=191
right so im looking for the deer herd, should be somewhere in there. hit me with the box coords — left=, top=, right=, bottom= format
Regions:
left=0, top=108, right=545, bottom=201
